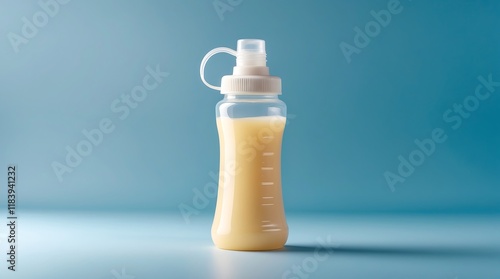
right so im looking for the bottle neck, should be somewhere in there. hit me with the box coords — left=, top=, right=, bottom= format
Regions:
left=224, top=94, right=279, bottom=101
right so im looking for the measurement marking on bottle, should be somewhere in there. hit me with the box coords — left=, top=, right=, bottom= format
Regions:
left=262, top=196, right=274, bottom=199
left=262, top=220, right=271, bottom=223
left=261, top=224, right=275, bottom=227
left=261, top=182, right=274, bottom=186
left=262, top=228, right=281, bottom=232
left=261, top=203, right=275, bottom=206
left=261, top=167, right=274, bottom=171
left=262, top=152, right=274, bottom=156
left=262, top=136, right=274, bottom=140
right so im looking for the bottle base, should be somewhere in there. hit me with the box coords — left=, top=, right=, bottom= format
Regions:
left=215, top=245, right=286, bottom=251
left=212, top=230, right=288, bottom=251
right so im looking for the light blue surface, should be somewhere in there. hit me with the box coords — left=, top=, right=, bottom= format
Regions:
left=0, top=212, right=499, bottom=279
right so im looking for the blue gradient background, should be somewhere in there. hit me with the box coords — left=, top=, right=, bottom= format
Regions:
left=2, top=0, right=499, bottom=214
left=1, top=1, right=500, bottom=278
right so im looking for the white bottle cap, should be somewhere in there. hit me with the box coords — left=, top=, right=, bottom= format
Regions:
left=200, top=39, right=282, bottom=94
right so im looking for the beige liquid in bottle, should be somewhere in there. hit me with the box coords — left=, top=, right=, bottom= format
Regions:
left=212, top=116, right=288, bottom=250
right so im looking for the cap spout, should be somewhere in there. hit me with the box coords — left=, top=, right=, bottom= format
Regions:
left=200, top=39, right=280, bottom=94
left=233, top=39, right=269, bottom=75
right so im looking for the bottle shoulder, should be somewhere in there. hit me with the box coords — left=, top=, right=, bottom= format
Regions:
left=216, top=96, right=286, bottom=118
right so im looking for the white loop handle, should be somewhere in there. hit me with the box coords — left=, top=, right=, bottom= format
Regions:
left=200, top=47, right=237, bottom=91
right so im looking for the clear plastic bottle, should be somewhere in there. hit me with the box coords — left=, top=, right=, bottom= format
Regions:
left=200, top=39, right=288, bottom=250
